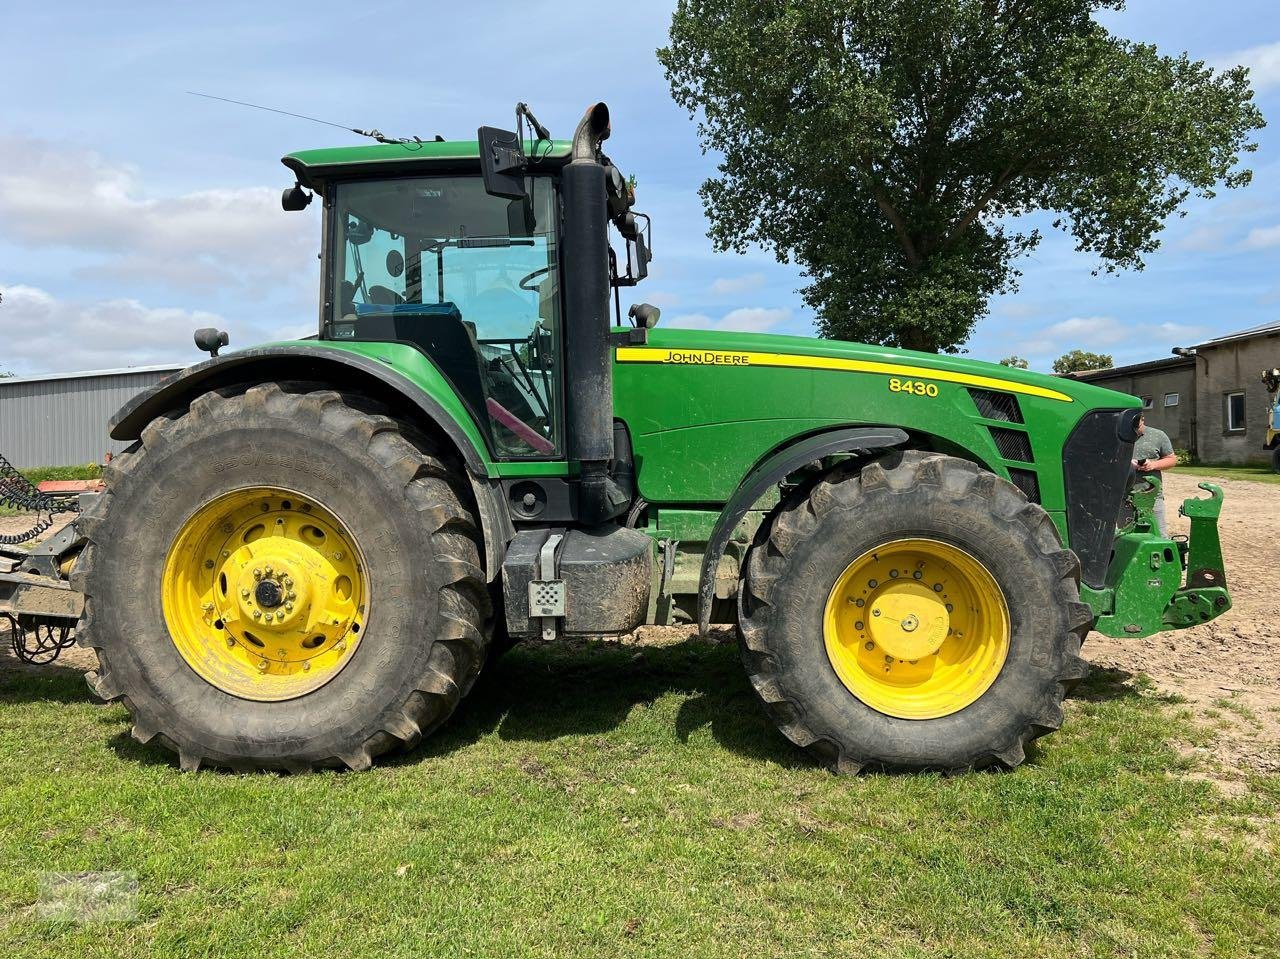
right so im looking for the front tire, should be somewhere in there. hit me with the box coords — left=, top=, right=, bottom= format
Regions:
left=74, top=382, right=490, bottom=772
left=738, top=451, right=1091, bottom=773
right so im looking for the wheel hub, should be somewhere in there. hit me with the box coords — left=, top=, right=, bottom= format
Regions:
left=822, top=538, right=1010, bottom=720
left=162, top=488, right=367, bottom=701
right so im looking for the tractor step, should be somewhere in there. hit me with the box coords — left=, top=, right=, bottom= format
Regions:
left=502, top=526, right=653, bottom=639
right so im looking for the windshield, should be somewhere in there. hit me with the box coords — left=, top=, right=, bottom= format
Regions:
left=328, top=175, right=560, bottom=458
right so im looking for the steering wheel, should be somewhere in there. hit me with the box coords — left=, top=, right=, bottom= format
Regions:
left=519, top=265, right=554, bottom=292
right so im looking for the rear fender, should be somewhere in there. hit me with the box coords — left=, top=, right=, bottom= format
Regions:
left=108, top=344, right=513, bottom=580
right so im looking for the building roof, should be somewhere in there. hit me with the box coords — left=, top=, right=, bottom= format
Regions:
left=0, top=364, right=183, bottom=387
left=1198, top=319, right=1280, bottom=349
left=1063, top=354, right=1194, bottom=381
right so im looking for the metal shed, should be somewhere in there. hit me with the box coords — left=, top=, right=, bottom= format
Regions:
left=0, top=365, right=183, bottom=468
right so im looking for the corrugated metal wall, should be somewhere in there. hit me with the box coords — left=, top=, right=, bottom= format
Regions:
left=0, top=368, right=182, bottom=468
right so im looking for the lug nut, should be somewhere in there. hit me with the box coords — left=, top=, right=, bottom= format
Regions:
left=252, top=610, right=262, bottom=620
left=265, top=566, right=274, bottom=577
left=226, top=637, right=235, bottom=648
left=302, top=662, right=311, bottom=671
left=864, top=641, right=874, bottom=651
left=254, top=568, right=262, bottom=580
left=241, top=588, right=250, bottom=598
left=204, top=559, right=215, bottom=569
left=257, top=659, right=268, bottom=671
left=287, top=591, right=297, bottom=601
left=275, top=610, right=285, bottom=621
left=333, top=551, right=345, bottom=561
left=855, top=621, right=864, bottom=630
left=335, top=640, right=346, bottom=652
left=260, top=503, right=269, bottom=512
left=285, top=603, right=294, bottom=613
left=872, top=609, right=881, bottom=618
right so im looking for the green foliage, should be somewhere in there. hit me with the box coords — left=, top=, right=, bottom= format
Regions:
left=659, top=0, right=1265, bottom=353
left=999, top=355, right=1030, bottom=368
left=0, top=371, right=13, bottom=379
left=20, top=464, right=102, bottom=484
left=1053, top=349, right=1114, bottom=373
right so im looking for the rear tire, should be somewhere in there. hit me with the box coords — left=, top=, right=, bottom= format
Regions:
left=74, top=382, right=491, bottom=772
left=738, top=451, right=1091, bottom=773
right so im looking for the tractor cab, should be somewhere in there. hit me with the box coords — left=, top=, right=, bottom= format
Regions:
left=282, top=104, right=651, bottom=476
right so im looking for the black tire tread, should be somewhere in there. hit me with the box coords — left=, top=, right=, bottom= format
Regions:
left=76, top=381, right=490, bottom=772
left=738, top=451, right=1090, bottom=774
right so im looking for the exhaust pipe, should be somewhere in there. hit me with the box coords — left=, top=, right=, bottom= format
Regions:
left=561, top=103, right=627, bottom=524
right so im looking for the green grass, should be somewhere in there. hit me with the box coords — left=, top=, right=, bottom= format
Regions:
left=1178, top=463, right=1280, bottom=486
left=0, top=465, right=102, bottom=518
left=1, top=640, right=1277, bottom=958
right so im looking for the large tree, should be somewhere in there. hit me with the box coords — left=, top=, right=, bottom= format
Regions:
left=660, top=1, right=1264, bottom=353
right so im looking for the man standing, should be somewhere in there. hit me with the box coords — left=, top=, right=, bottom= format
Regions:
left=1132, top=413, right=1178, bottom=535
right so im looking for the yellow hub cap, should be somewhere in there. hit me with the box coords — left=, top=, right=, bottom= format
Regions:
left=162, top=488, right=367, bottom=701
left=823, top=538, right=1010, bottom=720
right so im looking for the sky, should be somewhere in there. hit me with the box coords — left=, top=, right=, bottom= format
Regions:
left=1, top=1, right=1279, bottom=377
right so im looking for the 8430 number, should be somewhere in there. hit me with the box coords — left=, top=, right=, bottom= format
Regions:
left=888, top=378, right=939, bottom=397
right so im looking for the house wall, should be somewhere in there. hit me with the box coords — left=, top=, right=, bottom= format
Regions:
left=1196, top=331, right=1280, bottom=464
left=1073, top=364, right=1196, bottom=451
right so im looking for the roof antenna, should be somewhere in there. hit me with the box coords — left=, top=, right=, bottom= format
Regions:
left=187, top=91, right=426, bottom=145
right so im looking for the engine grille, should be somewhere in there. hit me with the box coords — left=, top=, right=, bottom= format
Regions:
left=969, top=388, right=1023, bottom=423
left=1008, top=468, right=1041, bottom=503
left=989, top=426, right=1034, bottom=463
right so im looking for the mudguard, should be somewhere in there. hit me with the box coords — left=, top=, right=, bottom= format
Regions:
left=108, top=344, right=514, bottom=580
left=696, top=426, right=909, bottom=634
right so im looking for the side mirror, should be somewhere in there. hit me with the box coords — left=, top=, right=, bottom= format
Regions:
left=478, top=126, right=526, bottom=199
left=281, top=183, right=312, bottom=211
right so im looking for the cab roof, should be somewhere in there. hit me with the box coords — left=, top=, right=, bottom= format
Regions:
left=282, top=139, right=573, bottom=191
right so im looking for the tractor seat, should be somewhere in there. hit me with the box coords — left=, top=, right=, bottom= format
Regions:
left=351, top=302, right=491, bottom=428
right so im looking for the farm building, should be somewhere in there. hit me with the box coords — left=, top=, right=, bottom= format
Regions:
left=1067, top=320, right=1280, bottom=465
left=0, top=365, right=182, bottom=468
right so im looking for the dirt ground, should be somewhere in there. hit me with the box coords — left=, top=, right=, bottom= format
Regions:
left=1084, top=472, right=1280, bottom=782
left=3, top=470, right=1277, bottom=778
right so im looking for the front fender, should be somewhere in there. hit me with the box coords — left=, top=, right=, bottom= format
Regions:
left=696, top=426, right=909, bottom=634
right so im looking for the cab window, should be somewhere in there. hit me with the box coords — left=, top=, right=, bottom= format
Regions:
left=328, top=176, right=561, bottom=458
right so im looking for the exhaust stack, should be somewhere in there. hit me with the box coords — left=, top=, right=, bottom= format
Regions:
left=561, top=104, right=627, bottom=524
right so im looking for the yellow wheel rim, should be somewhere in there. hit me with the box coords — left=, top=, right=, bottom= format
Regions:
left=162, top=487, right=367, bottom=702
left=823, top=538, right=1010, bottom=720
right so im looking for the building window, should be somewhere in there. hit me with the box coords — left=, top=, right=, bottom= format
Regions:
left=1164, top=392, right=1180, bottom=407
left=1225, top=391, right=1246, bottom=432
left=1141, top=395, right=1153, bottom=410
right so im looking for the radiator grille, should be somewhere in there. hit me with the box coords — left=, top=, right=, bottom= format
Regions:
left=989, top=426, right=1034, bottom=463
left=969, top=388, right=1023, bottom=424
left=1008, top=468, right=1041, bottom=503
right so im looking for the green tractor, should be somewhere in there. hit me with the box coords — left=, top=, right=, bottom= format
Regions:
left=18, top=103, right=1233, bottom=773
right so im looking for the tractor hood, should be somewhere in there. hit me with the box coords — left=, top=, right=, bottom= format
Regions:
left=618, top=326, right=1139, bottom=412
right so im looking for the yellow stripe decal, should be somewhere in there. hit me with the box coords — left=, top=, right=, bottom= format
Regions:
left=615, top=347, right=1073, bottom=403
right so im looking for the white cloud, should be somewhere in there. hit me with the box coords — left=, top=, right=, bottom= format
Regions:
left=0, top=136, right=315, bottom=291
left=668, top=306, right=792, bottom=333
left=1215, top=40, right=1280, bottom=93
left=709, top=273, right=766, bottom=296
left=0, top=282, right=276, bottom=375
left=1040, top=315, right=1126, bottom=346
left=1243, top=224, right=1280, bottom=249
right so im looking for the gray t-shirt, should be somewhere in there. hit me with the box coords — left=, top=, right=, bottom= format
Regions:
left=1134, top=426, right=1174, bottom=484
